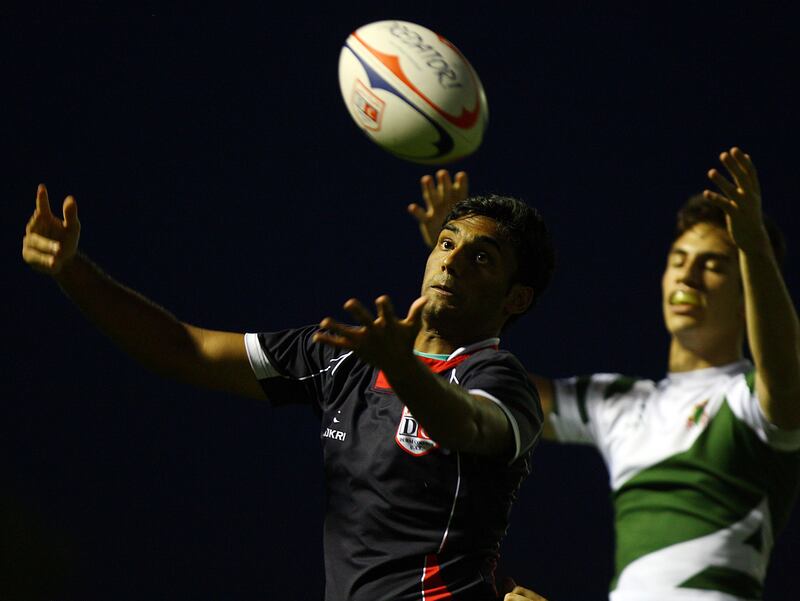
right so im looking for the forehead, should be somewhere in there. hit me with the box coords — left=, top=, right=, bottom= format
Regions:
left=444, top=214, right=504, bottom=239
left=443, top=214, right=518, bottom=269
left=670, top=223, right=736, bottom=256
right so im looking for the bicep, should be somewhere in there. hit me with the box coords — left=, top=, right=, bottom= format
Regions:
left=186, top=325, right=266, bottom=400
left=469, top=393, right=516, bottom=456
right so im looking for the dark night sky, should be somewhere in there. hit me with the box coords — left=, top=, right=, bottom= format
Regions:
left=3, top=6, right=799, bottom=600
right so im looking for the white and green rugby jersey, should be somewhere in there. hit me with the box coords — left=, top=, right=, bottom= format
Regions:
left=551, top=360, right=800, bottom=601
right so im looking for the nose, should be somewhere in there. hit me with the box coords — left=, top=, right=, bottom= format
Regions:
left=676, top=257, right=703, bottom=288
left=441, top=245, right=466, bottom=274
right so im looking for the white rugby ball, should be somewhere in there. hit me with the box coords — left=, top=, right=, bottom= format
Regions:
left=338, top=20, right=489, bottom=165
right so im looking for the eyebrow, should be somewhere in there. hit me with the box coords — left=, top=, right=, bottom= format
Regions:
left=669, top=248, right=733, bottom=262
left=443, top=223, right=503, bottom=253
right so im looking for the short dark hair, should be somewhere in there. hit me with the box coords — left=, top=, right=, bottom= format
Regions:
left=442, top=194, right=555, bottom=312
left=675, top=194, right=786, bottom=267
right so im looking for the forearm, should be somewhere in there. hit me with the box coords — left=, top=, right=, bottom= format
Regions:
left=383, top=356, right=511, bottom=455
left=54, top=253, right=208, bottom=383
left=741, top=245, right=800, bottom=424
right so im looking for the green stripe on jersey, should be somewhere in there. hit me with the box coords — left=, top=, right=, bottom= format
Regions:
left=576, top=375, right=591, bottom=424
left=612, top=400, right=800, bottom=588
left=603, top=376, right=639, bottom=399
left=745, top=369, right=756, bottom=394
left=679, top=565, right=762, bottom=599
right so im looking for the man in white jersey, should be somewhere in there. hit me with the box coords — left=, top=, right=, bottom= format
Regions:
left=412, top=149, right=800, bottom=601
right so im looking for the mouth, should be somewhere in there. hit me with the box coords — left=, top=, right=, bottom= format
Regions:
left=431, top=284, right=455, bottom=296
left=668, top=290, right=704, bottom=307
left=429, top=281, right=458, bottom=297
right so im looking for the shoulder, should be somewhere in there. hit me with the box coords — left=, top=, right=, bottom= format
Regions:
left=557, top=372, right=655, bottom=403
left=457, top=348, right=529, bottom=381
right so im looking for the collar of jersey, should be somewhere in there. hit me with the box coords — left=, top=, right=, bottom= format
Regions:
left=414, top=337, right=500, bottom=362
left=666, top=359, right=752, bottom=384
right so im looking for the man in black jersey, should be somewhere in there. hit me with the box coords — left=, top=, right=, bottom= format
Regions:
left=22, top=185, right=554, bottom=600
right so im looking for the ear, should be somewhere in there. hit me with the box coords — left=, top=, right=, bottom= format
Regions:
left=504, top=284, right=534, bottom=316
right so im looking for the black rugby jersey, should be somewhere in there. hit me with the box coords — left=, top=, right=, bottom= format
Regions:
left=245, top=326, right=542, bottom=601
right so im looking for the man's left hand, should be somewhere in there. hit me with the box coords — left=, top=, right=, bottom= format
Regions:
left=704, top=147, right=771, bottom=255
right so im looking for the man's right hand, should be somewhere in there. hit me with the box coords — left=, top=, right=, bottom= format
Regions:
left=22, top=184, right=80, bottom=276
left=408, top=169, right=468, bottom=248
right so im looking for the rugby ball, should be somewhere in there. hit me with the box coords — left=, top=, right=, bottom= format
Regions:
left=338, top=20, right=489, bottom=165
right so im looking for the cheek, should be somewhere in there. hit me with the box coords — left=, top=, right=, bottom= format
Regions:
left=660, top=269, right=671, bottom=297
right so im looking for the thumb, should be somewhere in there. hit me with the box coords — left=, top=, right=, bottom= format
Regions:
left=406, top=296, right=428, bottom=325
left=63, top=195, right=80, bottom=230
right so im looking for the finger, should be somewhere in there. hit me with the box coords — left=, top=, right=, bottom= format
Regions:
left=24, top=232, right=61, bottom=254
left=407, top=203, right=428, bottom=223
left=729, top=147, right=759, bottom=193
left=719, top=150, right=748, bottom=188
left=436, top=169, right=453, bottom=204
left=707, top=168, right=739, bottom=199
left=63, top=195, right=79, bottom=229
left=453, top=171, right=469, bottom=201
left=703, top=190, right=735, bottom=214
left=375, top=295, right=396, bottom=322
left=21, top=245, right=56, bottom=269
left=25, top=210, right=45, bottom=234
left=312, top=330, right=356, bottom=350
left=343, top=298, right=375, bottom=327
left=35, top=183, right=54, bottom=217
left=742, top=151, right=761, bottom=191
left=405, top=295, right=428, bottom=325
left=319, top=316, right=361, bottom=336
left=420, top=174, right=436, bottom=211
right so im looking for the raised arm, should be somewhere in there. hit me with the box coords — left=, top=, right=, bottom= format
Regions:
left=408, top=170, right=468, bottom=248
left=22, top=184, right=264, bottom=400
left=313, top=295, right=516, bottom=456
left=705, top=148, right=800, bottom=428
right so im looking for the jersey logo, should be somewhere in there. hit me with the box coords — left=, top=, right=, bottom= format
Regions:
left=395, top=406, right=439, bottom=456
left=686, top=398, right=710, bottom=428
left=322, top=410, right=347, bottom=442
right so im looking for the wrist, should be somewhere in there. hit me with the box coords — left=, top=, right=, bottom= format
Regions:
left=739, top=227, right=773, bottom=258
left=381, top=352, right=425, bottom=389
left=53, top=251, right=81, bottom=285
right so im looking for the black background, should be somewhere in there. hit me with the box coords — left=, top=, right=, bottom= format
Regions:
left=3, top=5, right=799, bottom=600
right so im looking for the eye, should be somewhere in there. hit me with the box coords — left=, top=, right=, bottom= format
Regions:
left=669, top=253, right=685, bottom=268
left=475, top=251, right=491, bottom=265
left=441, top=238, right=455, bottom=250
left=704, top=258, right=724, bottom=272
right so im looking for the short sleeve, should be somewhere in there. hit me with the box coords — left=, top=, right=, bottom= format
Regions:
left=244, top=325, right=354, bottom=408
left=550, top=373, right=643, bottom=447
left=457, top=351, right=543, bottom=462
left=726, top=370, right=800, bottom=451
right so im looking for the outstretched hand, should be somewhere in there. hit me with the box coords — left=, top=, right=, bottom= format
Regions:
left=703, top=147, right=769, bottom=255
left=313, top=295, right=428, bottom=370
left=22, top=184, right=81, bottom=275
left=408, top=169, right=469, bottom=248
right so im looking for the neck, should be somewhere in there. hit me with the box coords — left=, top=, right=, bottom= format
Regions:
left=667, top=332, right=743, bottom=372
left=414, top=322, right=498, bottom=356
